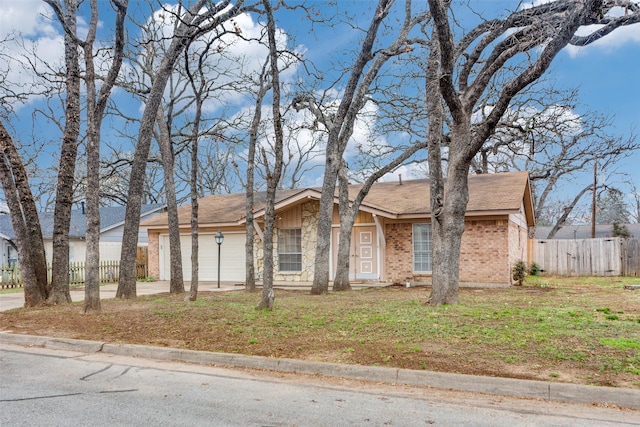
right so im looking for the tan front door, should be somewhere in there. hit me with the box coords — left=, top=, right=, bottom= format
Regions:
left=332, top=226, right=379, bottom=280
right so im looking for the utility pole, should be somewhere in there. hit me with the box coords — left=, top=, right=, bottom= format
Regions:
left=591, top=160, right=597, bottom=239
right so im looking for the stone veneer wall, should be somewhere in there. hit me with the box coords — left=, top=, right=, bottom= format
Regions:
left=254, top=201, right=319, bottom=282
left=384, top=218, right=512, bottom=285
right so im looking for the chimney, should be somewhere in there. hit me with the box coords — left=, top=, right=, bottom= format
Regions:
left=398, top=174, right=402, bottom=185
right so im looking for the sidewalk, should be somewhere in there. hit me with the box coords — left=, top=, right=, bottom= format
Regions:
left=0, top=280, right=386, bottom=311
left=0, top=281, right=241, bottom=311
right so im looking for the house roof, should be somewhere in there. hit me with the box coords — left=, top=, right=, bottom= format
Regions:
left=142, top=172, right=534, bottom=229
left=534, top=223, right=640, bottom=239
left=0, top=204, right=166, bottom=241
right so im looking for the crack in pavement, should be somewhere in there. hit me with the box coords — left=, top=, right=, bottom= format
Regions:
left=80, top=365, right=113, bottom=381
left=0, top=393, right=83, bottom=402
left=0, top=389, right=139, bottom=402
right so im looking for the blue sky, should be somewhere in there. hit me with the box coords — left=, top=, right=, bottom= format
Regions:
left=0, top=0, right=639, bottom=220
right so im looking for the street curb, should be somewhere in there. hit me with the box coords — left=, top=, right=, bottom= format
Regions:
left=2, top=332, right=639, bottom=410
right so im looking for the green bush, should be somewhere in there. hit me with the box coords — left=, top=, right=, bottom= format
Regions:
left=529, top=262, right=541, bottom=276
left=512, top=260, right=527, bottom=286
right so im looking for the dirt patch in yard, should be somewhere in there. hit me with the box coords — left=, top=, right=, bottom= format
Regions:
left=1, top=279, right=639, bottom=389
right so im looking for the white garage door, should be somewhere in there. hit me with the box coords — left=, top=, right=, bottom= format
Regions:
left=160, top=232, right=246, bottom=282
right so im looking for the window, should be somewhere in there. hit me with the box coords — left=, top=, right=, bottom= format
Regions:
left=413, top=223, right=432, bottom=273
left=278, top=228, right=302, bottom=271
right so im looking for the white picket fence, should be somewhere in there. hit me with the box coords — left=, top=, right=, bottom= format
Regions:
left=0, top=260, right=148, bottom=289
left=531, top=237, right=640, bottom=276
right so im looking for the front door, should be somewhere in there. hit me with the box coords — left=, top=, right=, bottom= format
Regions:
left=332, top=226, right=379, bottom=280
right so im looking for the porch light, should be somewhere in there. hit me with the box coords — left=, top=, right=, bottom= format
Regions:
left=215, top=231, right=224, bottom=288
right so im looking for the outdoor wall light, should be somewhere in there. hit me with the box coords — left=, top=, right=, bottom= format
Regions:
left=215, top=231, right=224, bottom=288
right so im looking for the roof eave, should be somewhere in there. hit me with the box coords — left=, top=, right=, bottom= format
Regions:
left=103, top=205, right=167, bottom=233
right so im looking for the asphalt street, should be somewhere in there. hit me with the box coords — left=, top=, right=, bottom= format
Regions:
left=2, top=343, right=639, bottom=427
left=1, top=282, right=640, bottom=421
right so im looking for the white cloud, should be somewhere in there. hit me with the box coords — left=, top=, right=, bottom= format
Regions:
left=0, top=1, right=65, bottom=111
left=0, top=1, right=57, bottom=39
left=126, top=7, right=303, bottom=117
left=566, top=22, right=640, bottom=57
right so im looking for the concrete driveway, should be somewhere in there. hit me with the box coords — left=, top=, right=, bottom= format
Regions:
left=0, top=281, right=242, bottom=311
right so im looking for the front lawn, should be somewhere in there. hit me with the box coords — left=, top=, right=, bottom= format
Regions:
left=1, top=276, right=638, bottom=388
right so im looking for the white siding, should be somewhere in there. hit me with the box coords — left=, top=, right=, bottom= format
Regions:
left=161, top=232, right=246, bottom=282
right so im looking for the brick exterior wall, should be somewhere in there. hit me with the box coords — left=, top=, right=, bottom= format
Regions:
left=460, top=219, right=509, bottom=284
left=147, top=231, right=160, bottom=279
left=384, top=218, right=514, bottom=285
left=385, top=223, right=416, bottom=284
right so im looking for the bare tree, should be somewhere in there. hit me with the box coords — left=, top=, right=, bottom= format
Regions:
left=43, top=0, right=82, bottom=305
left=425, top=0, right=640, bottom=305
left=243, top=59, right=271, bottom=293
left=309, top=0, right=429, bottom=294
left=256, top=0, right=284, bottom=311
left=0, top=121, right=49, bottom=306
left=471, top=90, right=639, bottom=236
left=117, top=0, right=258, bottom=299
left=626, top=179, right=640, bottom=224
left=155, top=106, right=185, bottom=294
left=182, top=36, right=211, bottom=301
left=81, top=0, right=128, bottom=313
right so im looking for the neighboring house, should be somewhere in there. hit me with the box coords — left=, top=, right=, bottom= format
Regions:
left=0, top=204, right=166, bottom=265
left=535, top=224, right=640, bottom=240
left=142, top=172, right=534, bottom=286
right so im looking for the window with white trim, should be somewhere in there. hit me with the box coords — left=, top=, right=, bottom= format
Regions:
left=278, top=228, right=302, bottom=271
left=413, top=223, right=432, bottom=273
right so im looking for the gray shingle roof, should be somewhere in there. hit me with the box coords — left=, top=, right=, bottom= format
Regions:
left=142, top=172, right=534, bottom=228
left=0, top=204, right=165, bottom=240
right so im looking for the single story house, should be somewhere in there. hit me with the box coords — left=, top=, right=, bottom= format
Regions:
left=0, top=203, right=166, bottom=265
left=142, top=172, right=534, bottom=286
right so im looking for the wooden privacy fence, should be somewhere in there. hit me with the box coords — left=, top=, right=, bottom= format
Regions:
left=626, top=238, right=640, bottom=276
left=0, top=260, right=148, bottom=289
left=531, top=237, right=640, bottom=277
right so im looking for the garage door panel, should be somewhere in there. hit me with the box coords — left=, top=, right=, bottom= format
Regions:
left=161, top=233, right=246, bottom=282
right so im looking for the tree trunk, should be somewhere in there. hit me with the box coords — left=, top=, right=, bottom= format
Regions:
left=256, top=198, right=276, bottom=310
left=82, top=0, right=128, bottom=313
left=428, top=121, right=471, bottom=305
left=244, top=57, right=271, bottom=293
left=49, top=0, right=81, bottom=305
left=311, top=0, right=396, bottom=295
left=117, top=0, right=246, bottom=299
left=0, top=124, right=48, bottom=306
left=84, top=53, right=101, bottom=313
left=187, top=114, right=200, bottom=301
left=117, top=36, right=187, bottom=300
left=332, top=164, right=352, bottom=291
left=82, top=0, right=101, bottom=313
left=257, top=0, right=283, bottom=310
left=310, top=157, right=338, bottom=295
left=156, top=107, right=184, bottom=294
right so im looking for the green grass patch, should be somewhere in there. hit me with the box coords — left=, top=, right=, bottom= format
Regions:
left=601, top=338, right=640, bottom=349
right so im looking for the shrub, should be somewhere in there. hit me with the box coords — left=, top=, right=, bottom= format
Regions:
left=529, top=262, right=541, bottom=276
left=612, top=222, right=630, bottom=238
left=512, top=260, right=527, bottom=286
